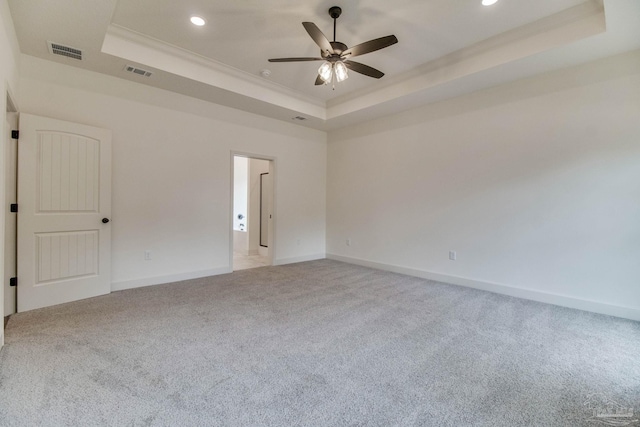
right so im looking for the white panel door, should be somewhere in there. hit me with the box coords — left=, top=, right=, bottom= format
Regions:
left=17, top=114, right=111, bottom=312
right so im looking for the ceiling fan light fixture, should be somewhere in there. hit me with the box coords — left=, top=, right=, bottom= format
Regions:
left=318, top=61, right=333, bottom=83
left=335, top=61, right=349, bottom=82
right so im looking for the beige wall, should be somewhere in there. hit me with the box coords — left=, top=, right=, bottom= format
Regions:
left=19, top=55, right=327, bottom=291
left=327, top=50, right=640, bottom=320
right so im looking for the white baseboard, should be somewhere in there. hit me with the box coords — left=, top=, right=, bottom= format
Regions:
left=111, top=266, right=232, bottom=292
left=110, top=253, right=325, bottom=292
left=327, top=254, right=640, bottom=322
left=274, top=253, right=326, bottom=266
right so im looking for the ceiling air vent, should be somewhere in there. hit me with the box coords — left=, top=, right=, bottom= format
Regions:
left=47, top=41, right=82, bottom=60
left=124, top=65, right=153, bottom=78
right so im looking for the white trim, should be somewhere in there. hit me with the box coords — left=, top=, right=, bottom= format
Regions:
left=274, top=253, right=326, bottom=266
left=111, top=267, right=231, bottom=292
left=102, top=24, right=326, bottom=120
left=327, top=2, right=605, bottom=119
left=327, top=254, right=640, bottom=322
left=3, top=85, right=18, bottom=322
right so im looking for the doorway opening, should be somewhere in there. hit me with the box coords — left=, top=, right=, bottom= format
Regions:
left=232, top=155, right=274, bottom=271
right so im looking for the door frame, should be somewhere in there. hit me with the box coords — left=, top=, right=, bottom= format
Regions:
left=3, top=89, right=18, bottom=317
left=2, top=85, right=18, bottom=345
left=229, top=151, right=276, bottom=270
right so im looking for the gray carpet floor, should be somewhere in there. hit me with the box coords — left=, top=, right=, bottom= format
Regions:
left=0, top=259, right=638, bottom=426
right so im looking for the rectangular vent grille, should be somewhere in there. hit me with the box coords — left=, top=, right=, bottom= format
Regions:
left=48, top=42, right=82, bottom=60
left=124, top=65, right=153, bottom=77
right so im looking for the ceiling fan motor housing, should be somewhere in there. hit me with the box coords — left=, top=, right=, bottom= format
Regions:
left=329, top=6, right=342, bottom=19
left=322, top=41, right=348, bottom=59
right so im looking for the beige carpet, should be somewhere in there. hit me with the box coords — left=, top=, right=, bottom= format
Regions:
left=1, top=259, right=638, bottom=426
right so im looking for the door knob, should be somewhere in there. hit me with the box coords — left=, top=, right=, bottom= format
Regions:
left=102, top=218, right=110, bottom=224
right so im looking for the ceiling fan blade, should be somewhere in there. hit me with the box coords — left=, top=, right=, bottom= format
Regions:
left=268, top=57, right=324, bottom=62
left=344, top=60, right=384, bottom=79
left=315, top=75, right=325, bottom=86
left=341, top=35, right=398, bottom=58
left=302, top=22, right=334, bottom=55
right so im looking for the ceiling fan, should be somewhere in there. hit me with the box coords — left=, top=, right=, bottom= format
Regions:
left=268, top=6, right=398, bottom=87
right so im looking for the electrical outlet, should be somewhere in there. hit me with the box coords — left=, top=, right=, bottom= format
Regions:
left=346, top=238, right=351, bottom=246
left=449, top=250, right=456, bottom=261
left=144, top=250, right=152, bottom=261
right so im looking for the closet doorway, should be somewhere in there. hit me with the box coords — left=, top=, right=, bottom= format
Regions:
left=231, top=155, right=274, bottom=271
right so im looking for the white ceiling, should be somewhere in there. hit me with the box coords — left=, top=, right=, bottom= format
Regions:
left=7, top=0, right=640, bottom=130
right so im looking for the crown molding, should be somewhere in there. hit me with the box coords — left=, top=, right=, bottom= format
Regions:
left=102, top=24, right=327, bottom=120
left=327, top=1, right=606, bottom=120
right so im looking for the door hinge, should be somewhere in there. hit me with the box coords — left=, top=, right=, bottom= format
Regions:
left=10, top=203, right=18, bottom=213
left=11, top=130, right=19, bottom=140
left=9, top=277, right=17, bottom=287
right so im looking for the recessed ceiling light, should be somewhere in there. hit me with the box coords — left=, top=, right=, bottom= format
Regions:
left=482, top=0, right=499, bottom=5
left=190, top=16, right=206, bottom=26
